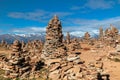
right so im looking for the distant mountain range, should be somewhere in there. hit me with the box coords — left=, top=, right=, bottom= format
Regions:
left=0, top=33, right=45, bottom=43
left=0, top=31, right=98, bottom=43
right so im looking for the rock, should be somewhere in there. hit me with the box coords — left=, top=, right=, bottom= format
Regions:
left=116, top=44, right=120, bottom=52
left=73, top=59, right=84, bottom=64
left=10, top=73, right=18, bottom=77
left=49, top=63, right=60, bottom=72
left=21, top=71, right=30, bottom=78
left=95, top=62, right=103, bottom=69
left=45, top=58, right=61, bottom=65
left=21, top=66, right=30, bottom=71
left=62, top=64, right=73, bottom=72
left=49, top=70, right=60, bottom=80
left=67, top=56, right=80, bottom=62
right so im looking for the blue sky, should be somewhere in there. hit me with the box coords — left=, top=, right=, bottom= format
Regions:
left=1, top=0, right=120, bottom=34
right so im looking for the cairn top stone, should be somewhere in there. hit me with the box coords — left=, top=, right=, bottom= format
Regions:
left=48, top=15, right=60, bottom=25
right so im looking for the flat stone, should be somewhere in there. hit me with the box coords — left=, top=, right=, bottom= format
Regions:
left=21, top=71, right=30, bottom=78
left=45, top=58, right=61, bottom=65
left=116, top=45, right=120, bottom=52
left=9, top=60, right=19, bottom=64
left=10, top=73, right=18, bottom=77
left=73, top=59, right=84, bottom=64
left=49, top=63, right=60, bottom=72
left=49, top=70, right=60, bottom=80
left=21, top=66, right=30, bottom=71
left=67, top=56, right=80, bottom=62
left=62, top=64, right=73, bottom=72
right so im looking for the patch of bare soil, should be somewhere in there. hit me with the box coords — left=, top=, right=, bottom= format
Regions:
left=80, top=44, right=120, bottom=80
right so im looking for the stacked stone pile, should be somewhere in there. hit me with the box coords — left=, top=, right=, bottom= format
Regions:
left=45, top=52, right=84, bottom=80
left=1, top=40, right=30, bottom=78
left=0, top=40, right=9, bottom=49
left=66, top=32, right=71, bottom=44
left=21, top=40, right=44, bottom=78
left=104, top=25, right=119, bottom=47
left=44, top=51, right=104, bottom=80
left=41, top=15, right=105, bottom=80
left=107, top=44, right=120, bottom=61
left=84, top=32, right=90, bottom=40
left=41, top=15, right=65, bottom=60
left=67, top=38, right=81, bottom=51
left=99, top=27, right=104, bottom=40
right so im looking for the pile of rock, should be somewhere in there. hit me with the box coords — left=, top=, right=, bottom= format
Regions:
left=0, top=54, right=8, bottom=69
left=44, top=51, right=104, bottom=80
left=107, top=45, right=120, bottom=61
left=0, top=40, right=8, bottom=49
left=67, top=38, right=81, bottom=51
left=66, top=32, right=71, bottom=44
left=23, top=40, right=43, bottom=52
left=99, top=27, right=104, bottom=39
left=42, top=15, right=66, bottom=60
left=84, top=32, right=90, bottom=40
left=45, top=52, right=85, bottom=80
left=107, top=52, right=120, bottom=61
left=3, top=40, right=31, bottom=78
left=105, top=24, right=119, bottom=38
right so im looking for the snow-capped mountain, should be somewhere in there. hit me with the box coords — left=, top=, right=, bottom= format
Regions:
left=0, top=31, right=98, bottom=43
left=0, top=33, right=45, bottom=43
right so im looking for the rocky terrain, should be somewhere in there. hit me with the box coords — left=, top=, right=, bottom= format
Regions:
left=0, top=15, right=120, bottom=80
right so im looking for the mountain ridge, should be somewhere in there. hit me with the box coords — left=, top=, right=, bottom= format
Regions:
left=0, top=31, right=98, bottom=43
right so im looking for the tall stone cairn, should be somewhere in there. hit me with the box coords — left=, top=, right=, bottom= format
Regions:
left=0, top=40, right=7, bottom=48
left=110, top=24, right=119, bottom=37
left=99, top=27, right=104, bottom=39
left=42, top=15, right=63, bottom=55
left=66, top=32, right=71, bottom=44
left=4, top=40, right=30, bottom=79
left=84, top=32, right=90, bottom=40
left=105, top=24, right=119, bottom=38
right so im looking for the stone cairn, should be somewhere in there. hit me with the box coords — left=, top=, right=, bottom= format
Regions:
left=104, top=25, right=119, bottom=47
left=99, top=27, right=104, bottom=40
left=84, top=32, right=90, bottom=42
left=105, top=24, right=119, bottom=38
left=66, top=32, right=71, bottom=44
left=23, top=40, right=43, bottom=73
left=67, top=38, right=81, bottom=52
left=42, top=15, right=65, bottom=58
left=3, top=40, right=31, bottom=79
left=83, top=32, right=92, bottom=45
left=0, top=40, right=8, bottom=48
left=41, top=16, right=104, bottom=80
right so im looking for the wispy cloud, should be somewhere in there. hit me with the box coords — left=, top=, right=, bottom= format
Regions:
left=85, top=0, right=114, bottom=9
left=118, top=0, right=120, bottom=3
left=8, top=10, right=73, bottom=22
left=71, top=0, right=115, bottom=10
left=63, top=16, right=120, bottom=33
left=12, top=26, right=46, bottom=34
left=71, top=6, right=83, bottom=10
left=11, top=16, right=120, bottom=35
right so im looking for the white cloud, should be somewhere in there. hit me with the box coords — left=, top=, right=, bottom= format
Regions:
left=6, top=16, right=120, bottom=38
left=71, top=6, right=83, bottom=10
left=71, top=0, right=115, bottom=10
left=63, top=16, right=120, bottom=33
left=118, top=0, right=120, bottom=3
left=12, top=26, right=46, bottom=34
left=8, top=10, right=73, bottom=22
left=85, top=0, right=114, bottom=9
